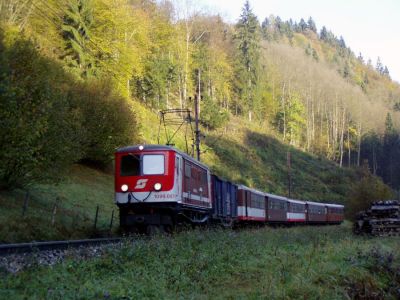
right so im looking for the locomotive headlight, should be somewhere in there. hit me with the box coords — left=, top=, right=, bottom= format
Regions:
left=121, top=184, right=128, bottom=192
left=154, top=183, right=162, bottom=191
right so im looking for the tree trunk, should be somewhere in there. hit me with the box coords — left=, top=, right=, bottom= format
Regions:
left=178, top=73, right=183, bottom=110
left=281, top=82, right=286, bottom=140
left=339, top=108, right=345, bottom=167
left=357, top=121, right=362, bottom=166
left=347, top=124, right=351, bottom=167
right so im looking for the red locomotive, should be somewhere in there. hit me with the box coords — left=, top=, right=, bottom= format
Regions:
left=115, top=145, right=344, bottom=233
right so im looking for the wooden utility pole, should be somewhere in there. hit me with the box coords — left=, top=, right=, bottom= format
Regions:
left=194, top=97, right=201, bottom=161
left=193, top=69, right=201, bottom=161
left=287, top=151, right=292, bottom=198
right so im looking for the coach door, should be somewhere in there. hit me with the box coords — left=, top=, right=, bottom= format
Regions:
left=245, top=190, right=249, bottom=218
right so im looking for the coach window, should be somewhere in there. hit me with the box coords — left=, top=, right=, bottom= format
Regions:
left=185, top=163, right=191, bottom=178
left=143, top=155, right=165, bottom=175
left=201, top=171, right=208, bottom=184
left=121, top=154, right=140, bottom=176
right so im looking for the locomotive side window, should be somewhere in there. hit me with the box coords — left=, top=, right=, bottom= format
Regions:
left=120, top=154, right=140, bottom=176
left=143, top=155, right=165, bottom=175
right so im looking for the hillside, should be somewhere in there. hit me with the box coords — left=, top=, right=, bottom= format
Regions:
left=0, top=103, right=357, bottom=243
left=0, top=0, right=399, bottom=242
left=136, top=101, right=356, bottom=202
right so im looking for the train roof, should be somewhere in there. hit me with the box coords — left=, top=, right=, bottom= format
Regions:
left=116, top=144, right=209, bottom=170
left=288, top=199, right=306, bottom=205
left=306, top=201, right=327, bottom=206
left=325, top=203, right=344, bottom=208
left=237, top=185, right=265, bottom=196
left=265, top=193, right=288, bottom=201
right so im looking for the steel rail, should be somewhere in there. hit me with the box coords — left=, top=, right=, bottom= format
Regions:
left=0, top=237, right=124, bottom=256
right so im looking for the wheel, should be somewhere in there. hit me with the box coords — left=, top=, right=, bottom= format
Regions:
left=146, top=225, right=165, bottom=236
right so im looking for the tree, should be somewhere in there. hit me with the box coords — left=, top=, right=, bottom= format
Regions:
left=0, top=28, right=82, bottom=188
left=348, top=161, right=393, bottom=219
left=307, top=17, right=317, bottom=33
left=382, top=66, right=390, bottom=78
left=298, top=18, right=307, bottom=31
left=382, top=113, right=399, bottom=188
left=274, top=16, right=283, bottom=34
left=357, top=52, right=364, bottom=63
left=234, top=0, right=260, bottom=121
left=375, top=57, right=384, bottom=74
left=0, top=0, right=32, bottom=29
left=338, top=36, right=346, bottom=48
left=62, top=0, right=95, bottom=78
left=320, top=26, right=328, bottom=41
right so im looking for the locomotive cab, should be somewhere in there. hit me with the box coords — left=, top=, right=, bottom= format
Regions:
left=115, top=146, right=177, bottom=203
left=115, top=145, right=212, bottom=232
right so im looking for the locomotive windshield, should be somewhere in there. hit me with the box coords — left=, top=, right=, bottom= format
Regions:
left=120, top=154, right=165, bottom=176
left=143, top=155, right=164, bottom=175
left=120, top=154, right=140, bottom=176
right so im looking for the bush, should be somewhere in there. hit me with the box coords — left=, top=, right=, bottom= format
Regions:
left=200, top=96, right=229, bottom=130
left=0, top=28, right=82, bottom=189
left=0, top=27, right=138, bottom=189
left=70, top=80, right=138, bottom=166
left=347, top=163, right=394, bottom=219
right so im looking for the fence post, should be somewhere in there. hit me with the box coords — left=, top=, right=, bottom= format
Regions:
left=109, top=210, right=114, bottom=234
left=22, top=191, right=30, bottom=217
left=51, top=198, right=58, bottom=225
left=94, top=205, right=99, bottom=230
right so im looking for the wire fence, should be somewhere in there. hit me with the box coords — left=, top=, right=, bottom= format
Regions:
left=11, top=190, right=118, bottom=239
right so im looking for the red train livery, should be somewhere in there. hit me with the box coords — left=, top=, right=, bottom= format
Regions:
left=115, top=145, right=344, bottom=232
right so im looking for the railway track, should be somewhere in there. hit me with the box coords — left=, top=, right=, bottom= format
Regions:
left=0, top=237, right=123, bottom=256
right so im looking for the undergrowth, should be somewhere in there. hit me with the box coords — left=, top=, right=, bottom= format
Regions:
left=1, top=224, right=399, bottom=299
left=0, top=165, right=117, bottom=243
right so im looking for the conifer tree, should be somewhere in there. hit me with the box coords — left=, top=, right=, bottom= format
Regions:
left=320, top=26, right=328, bottom=41
left=375, top=57, right=384, bottom=74
left=307, top=17, right=317, bottom=33
left=234, top=0, right=260, bottom=121
left=383, top=66, right=390, bottom=78
left=383, top=113, right=399, bottom=187
left=62, top=0, right=94, bottom=78
left=275, top=16, right=283, bottom=34
left=339, top=36, right=346, bottom=48
left=299, top=18, right=307, bottom=31
left=357, top=52, right=364, bottom=63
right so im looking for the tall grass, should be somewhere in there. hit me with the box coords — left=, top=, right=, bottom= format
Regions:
left=1, top=225, right=399, bottom=299
left=0, top=165, right=116, bottom=242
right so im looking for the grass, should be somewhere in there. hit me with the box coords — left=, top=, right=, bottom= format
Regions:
left=0, top=165, right=117, bottom=243
left=1, top=224, right=399, bottom=299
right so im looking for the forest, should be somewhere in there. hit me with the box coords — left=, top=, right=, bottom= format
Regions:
left=0, top=0, right=399, bottom=193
